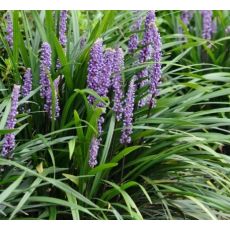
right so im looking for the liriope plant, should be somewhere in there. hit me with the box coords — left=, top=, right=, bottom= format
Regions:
left=0, top=10, right=230, bottom=220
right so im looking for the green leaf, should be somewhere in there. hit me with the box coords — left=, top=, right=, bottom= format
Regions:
left=88, top=163, right=118, bottom=175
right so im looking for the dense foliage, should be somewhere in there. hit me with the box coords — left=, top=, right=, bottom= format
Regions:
left=1, top=10, right=230, bottom=220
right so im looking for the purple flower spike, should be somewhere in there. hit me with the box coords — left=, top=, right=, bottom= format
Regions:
left=138, top=11, right=156, bottom=106
left=39, top=42, right=59, bottom=119
left=102, top=48, right=115, bottom=98
left=112, top=48, right=124, bottom=121
left=59, top=10, right=68, bottom=48
left=89, top=137, right=100, bottom=168
left=6, top=12, right=13, bottom=48
left=149, top=22, right=162, bottom=108
left=40, top=42, right=52, bottom=99
left=181, top=11, right=193, bottom=26
left=2, top=85, right=21, bottom=157
left=128, top=11, right=143, bottom=53
left=22, top=68, right=32, bottom=97
left=87, top=39, right=104, bottom=104
left=201, top=10, right=213, bottom=40
left=54, top=77, right=61, bottom=118
left=120, top=78, right=136, bottom=145
left=128, top=34, right=139, bottom=54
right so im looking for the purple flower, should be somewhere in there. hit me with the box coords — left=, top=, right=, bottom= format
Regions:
left=87, top=41, right=115, bottom=168
left=139, top=11, right=156, bottom=69
left=101, top=48, right=115, bottom=97
left=128, top=34, right=139, bottom=54
left=39, top=42, right=59, bottom=119
left=54, top=77, right=61, bottom=118
left=148, top=22, right=162, bottom=108
left=112, top=48, right=124, bottom=121
left=138, top=11, right=156, bottom=106
left=40, top=42, right=52, bottom=99
left=22, top=68, right=32, bottom=97
left=59, top=10, right=68, bottom=48
left=120, top=78, right=136, bottom=144
left=87, top=39, right=104, bottom=104
left=201, top=10, right=213, bottom=40
left=89, top=137, right=100, bottom=168
left=142, top=11, right=156, bottom=47
left=2, top=85, right=20, bottom=157
left=178, top=11, right=194, bottom=34
left=6, top=12, right=13, bottom=48
left=181, top=11, right=193, bottom=26
left=128, top=11, right=143, bottom=53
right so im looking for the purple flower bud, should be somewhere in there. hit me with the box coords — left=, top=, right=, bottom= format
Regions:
left=89, top=137, right=100, bottom=168
left=2, top=85, right=20, bottom=157
left=80, top=36, right=87, bottom=49
left=22, top=68, right=32, bottom=97
left=59, top=10, right=68, bottom=48
left=6, top=12, right=13, bottom=48
left=112, top=48, right=124, bottom=121
left=201, top=10, right=213, bottom=40
left=120, top=78, right=136, bottom=144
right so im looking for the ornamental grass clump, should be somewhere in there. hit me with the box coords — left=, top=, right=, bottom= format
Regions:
left=1, top=10, right=230, bottom=220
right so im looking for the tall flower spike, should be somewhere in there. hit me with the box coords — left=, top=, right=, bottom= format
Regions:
left=39, top=42, right=58, bottom=119
left=2, top=85, right=20, bottom=157
left=59, top=10, right=68, bottom=48
left=201, top=10, right=213, bottom=40
left=97, top=48, right=115, bottom=136
left=138, top=11, right=156, bottom=107
left=101, top=48, right=115, bottom=97
left=128, top=11, right=143, bottom=53
left=89, top=137, right=100, bottom=168
left=112, top=48, right=124, bottom=121
left=120, top=77, right=136, bottom=145
left=54, top=77, right=61, bottom=118
left=40, top=42, right=52, bottom=99
left=22, top=68, right=32, bottom=97
left=6, top=12, right=13, bottom=48
left=148, top=22, right=162, bottom=108
left=87, top=39, right=104, bottom=104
